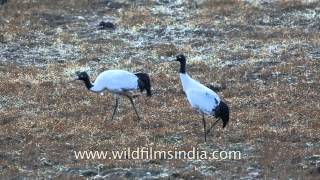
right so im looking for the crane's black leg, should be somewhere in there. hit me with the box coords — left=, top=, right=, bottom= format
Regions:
left=202, top=114, right=207, bottom=142
left=206, top=119, right=220, bottom=135
left=127, top=95, right=141, bottom=121
left=109, top=96, right=119, bottom=121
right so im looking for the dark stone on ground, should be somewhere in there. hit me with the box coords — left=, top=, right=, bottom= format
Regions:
left=0, top=0, right=8, bottom=5
left=80, top=169, right=98, bottom=177
left=98, top=21, right=115, bottom=30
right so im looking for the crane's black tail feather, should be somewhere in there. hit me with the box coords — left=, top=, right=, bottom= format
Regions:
left=135, top=73, right=152, bottom=97
left=215, top=101, right=229, bottom=128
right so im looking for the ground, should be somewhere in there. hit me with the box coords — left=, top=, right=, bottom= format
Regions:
left=0, top=0, right=320, bottom=179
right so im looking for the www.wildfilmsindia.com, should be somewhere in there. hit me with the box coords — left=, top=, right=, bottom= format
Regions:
left=74, top=147, right=241, bottom=160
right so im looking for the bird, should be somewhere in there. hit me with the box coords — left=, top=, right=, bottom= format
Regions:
left=174, top=54, right=229, bottom=142
left=74, top=70, right=151, bottom=121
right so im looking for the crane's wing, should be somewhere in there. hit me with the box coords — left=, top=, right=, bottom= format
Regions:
left=92, top=70, right=138, bottom=92
left=185, top=89, right=220, bottom=114
left=108, top=71, right=138, bottom=90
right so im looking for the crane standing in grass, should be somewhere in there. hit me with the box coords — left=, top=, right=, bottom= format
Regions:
left=74, top=70, right=151, bottom=121
left=175, top=54, right=229, bottom=142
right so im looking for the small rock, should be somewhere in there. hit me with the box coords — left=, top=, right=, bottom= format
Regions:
left=124, top=171, right=134, bottom=178
left=80, top=169, right=98, bottom=177
left=105, top=0, right=128, bottom=9
left=310, top=48, right=320, bottom=59
left=206, top=83, right=226, bottom=92
left=98, top=21, right=115, bottom=30
left=261, top=15, right=270, bottom=25
left=0, top=165, right=8, bottom=171
left=0, top=0, right=8, bottom=5
left=39, top=157, right=54, bottom=166
left=0, top=34, right=4, bottom=43
left=306, top=155, right=320, bottom=166
left=57, top=59, right=65, bottom=63
left=171, top=173, right=181, bottom=178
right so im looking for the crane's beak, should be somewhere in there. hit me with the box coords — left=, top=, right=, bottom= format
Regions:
left=167, top=57, right=176, bottom=62
left=67, top=79, right=77, bottom=83
left=67, top=76, right=79, bottom=83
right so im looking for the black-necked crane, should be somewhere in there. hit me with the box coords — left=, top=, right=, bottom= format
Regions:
left=175, top=54, right=229, bottom=142
left=74, top=70, right=151, bottom=121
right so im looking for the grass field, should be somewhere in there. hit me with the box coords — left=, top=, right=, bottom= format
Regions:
left=0, top=0, right=320, bottom=179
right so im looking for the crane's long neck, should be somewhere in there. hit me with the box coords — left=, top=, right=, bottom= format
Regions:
left=83, top=78, right=93, bottom=90
left=179, top=60, right=186, bottom=74
left=179, top=73, right=191, bottom=92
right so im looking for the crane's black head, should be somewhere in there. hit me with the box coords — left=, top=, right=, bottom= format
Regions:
left=175, top=54, right=186, bottom=74
left=176, top=54, right=186, bottom=63
left=215, top=101, right=230, bottom=128
left=75, top=71, right=93, bottom=90
left=76, top=71, right=89, bottom=81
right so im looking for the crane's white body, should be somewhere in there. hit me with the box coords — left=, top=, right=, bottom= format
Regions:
left=180, top=73, right=220, bottom=115
left=175, top=54, right=229, bottom=142
left=90, top=70, right=139, bottom=93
